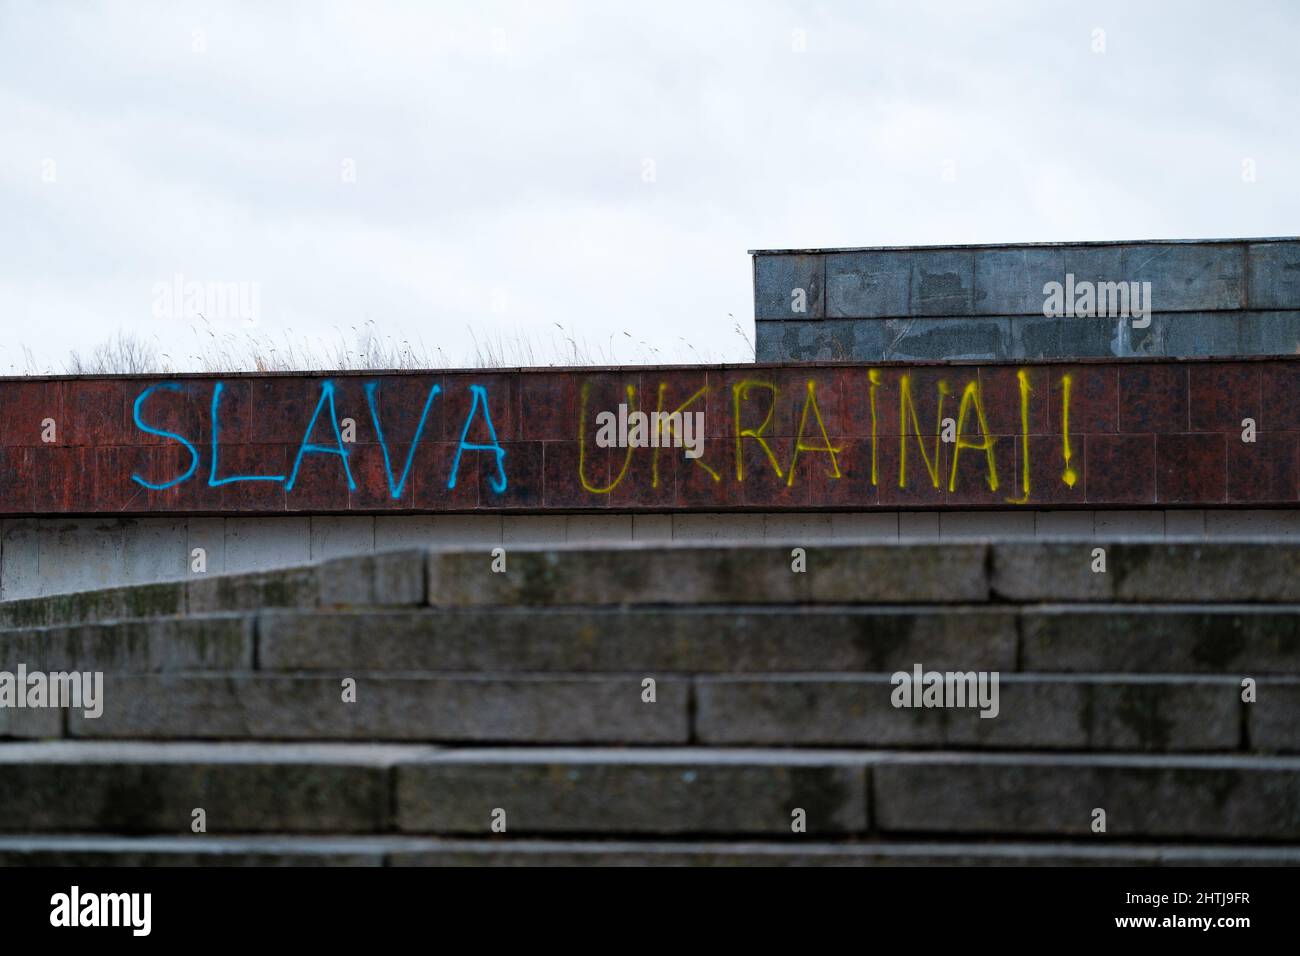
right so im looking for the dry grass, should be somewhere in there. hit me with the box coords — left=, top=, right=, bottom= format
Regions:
left=18, top=318, right=756, bottom=376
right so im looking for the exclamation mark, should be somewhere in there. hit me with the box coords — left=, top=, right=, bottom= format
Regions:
left=868, top=369, right=881, bottom=486
left=1061, top=374, right=1078, bottom=488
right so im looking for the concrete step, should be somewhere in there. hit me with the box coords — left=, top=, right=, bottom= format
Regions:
left=0, top=549, right=423, bottom=629
left=3, top=835, right=1299, bottom=867
left=0, top=741, right=414, bottom=834
left=694, top=674, right=1259, bottom=752
left=257, top=605, right=1300, bottom=676
left=4, top=743, right=1299, bottom=839
left=5, top=604, right=1298, bottom=677
left=397, top=748, right=1300, bottom=839
left=35, top=673, right=1299, bottom=753
left=64, top=674, right=689, bottom=744
left=0, top=615, right=253, bottom=673
left=428, top=541, right=1300, bottom=607
left=258, top=606, right=1018, bottom=674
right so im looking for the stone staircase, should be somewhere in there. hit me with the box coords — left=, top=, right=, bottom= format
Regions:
left=1, top=541, right=1298, bottom=865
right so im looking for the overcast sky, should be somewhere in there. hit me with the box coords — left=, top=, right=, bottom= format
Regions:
left=2, top=0, right=1298, bottom=372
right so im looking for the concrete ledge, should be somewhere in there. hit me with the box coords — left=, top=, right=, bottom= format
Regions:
left=425, top=543, right=989, bottom=607
left=396, top=748, right=871, bottom=835
left=3, top=835, right=1298, bottom=866
left=257, top=606, right=1019, bottom=674
left=70, top=674, right=690, bottom=744
left=874, top=752, right=1300, bottom=839
left=0, top=741, right=426, bottom=834
left=695, top=675, right=1242, bottom=751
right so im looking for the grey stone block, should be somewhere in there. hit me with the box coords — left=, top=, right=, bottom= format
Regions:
left=898, top=512, right=940, bottom=541
left=0, top=703, right=61, bottom=739
left=1248, top=242, right=1300, bottom=310
left=317, top=549, right=425, bottom=607
left=1250, top=681, right=1300, bottom=753
left=1034, top=511, right=1094, bottom=539
left=756, top=319, right=885, bottom=362
left=186, top=565, right=318, bottom=614
left=754, top=254, right=825, bottom=320
left=873, top=753, right=1300, bottom=838
left=826, top=251, right=911, bottom=318
left=670, top=514, right=765, bottom=542
left=974, top=247, right=1065, bottom=315
left=1239, top=310, right=1300, bottom=355
left=257, top=607, right=1018, bottom=674
left=0, top=616, right=253, bottom=672
left=883, top=317, right=1010, bottom=360
left=763, top=513, right=833, bottom=541
left=1062, top=245, right=1125, bottom=289
left=374, top=516, right=436, bottom=550
left=224, top=517, right=311, bottom=574
left=631, top=514, right=673, bottom=541
left=695, top=675, right=1239, bottom=751
left=999, top=542, right=1300, bottom=602
left=1111, top=542, right=1300, bottom=601
left=1013, top=315, right=1167, bottom=360
left=0, top=520, right=39, bottom=602
left=1119, top=243, right=1245, bottom=311
left=426, top=543, right=989, bottom=607
left=396, top=749, right=870, bottom=835
left=119, top=519, right=190, bottom=587
left=70, top=674, right=689, bottom=744
left=910, top=250, right=975, bottom=316
left=565, top=515, right=633, bottom=543
left=830, top=512, right=899, bottom=541
left=939, top=511, right=1035, bottom=540
left=0, top=581, right=187, bottom=629
left=992, top=542, right=1114, bottom=601
left=808, top=544, right=988, bottom=602
left=1094, top=511, right=1165, bottom=538
left=0, top=741, right=411, bottom=833
left=502, top=515, right=568, bottom=545
left=1205, top=510, right=1300, bottom=538
left=1014, top=316, right=1120, bottom=360
left=1164, top=312, right=1242, bottom=357
left=1021, top=607, right=1300, bottom=674
left=414, top=544, right=789, bottom=606
left=35, top=519, right=127, bottom=598
left=426, top=515, right=502, bottom=545
left=309, top=516, right=375, bottom=561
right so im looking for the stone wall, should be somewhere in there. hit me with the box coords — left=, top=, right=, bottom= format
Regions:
left=3, top=357, right=1298, bottom=515
left=753, top=238, right=1300, bottom=362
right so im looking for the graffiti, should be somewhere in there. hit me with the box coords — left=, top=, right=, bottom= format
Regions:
left=363, top=380, right=440, bottom=499
left=576, top=368, right=1076, bottom=503
left=1061, top=373, right=1078, bottom=488
left=0, top=358, right=1283, bottom=514
left=899, top=373, right=950, bottom=490
left=131, top=378, right=507, bottom=498
left=124, top=368, right=1084, bottom=505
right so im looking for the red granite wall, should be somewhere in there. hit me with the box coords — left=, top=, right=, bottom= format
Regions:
left=0, top=359, right=1295, bottom=514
